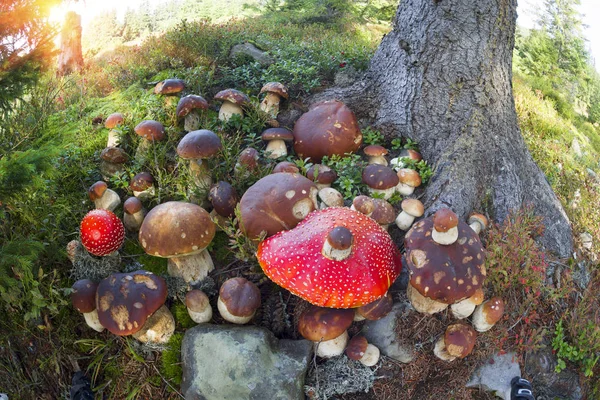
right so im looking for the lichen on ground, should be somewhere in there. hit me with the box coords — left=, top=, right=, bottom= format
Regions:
left=305, top=356, right=379, bottom=400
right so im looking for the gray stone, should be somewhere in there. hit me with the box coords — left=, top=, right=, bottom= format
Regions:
left=572, top=260, right=591, bottom=290
left=466, top=352, right=521, bottom=400
left=524, top=349, right=583, bottom=400
left=362, top=302, right=415, bottom=363
left=571, top=138, right=582, bottom=157
left=230, top=42, right=274, bottom=66
left=181, top=324, right=312, bottom=400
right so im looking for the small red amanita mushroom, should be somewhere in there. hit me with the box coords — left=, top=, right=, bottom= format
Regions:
left=214, top=89, right=250, bottom=121
left=80, top=209, right=125, bottom=256
left=261, top=127, right=294, bottom=159
left=390, top=149, right=423, bottom=171
left=99, top=147, right=128, bottom=180
left=176, top=129, right=222, bottom=190
left=123, top=197, right=146, bottom=232
left=396, top=168, right=422, bottom=196
left=257, top=207, right=402, bottom=308
left=185, top=289, right=212, bottom=324
left=468, top=213, right=488, bottom=235
left=234, top=147, right=260, bottom=179
left=364, top=145, right=389, bottom=166
left=105, top=113, right=124, bottom=147
left=432, top=208, right=459, bottom=245
left=346, top=335, right=381, bottom=366
left=176, top=95, right=209, bottom=132
left=362, top=164, right=399, bottom=200
left=433, top=324, right=477, bottom=361
left=71, top=279, right=104, bottom=332
left=272, top=161, right=300, bottom=174
left=134, top=120, right=165, bottom=163
left=298, top=305, right=354, bottom=358
left=217, top=277, right=261, bottom=324
left=317, top=187, right=344, bottom=209
left=259, top=82, right=288, bottom=118
left=88, top=181, right=121, bottom=211
left=306, top=164, right=338, bottom=190
left=451, top=288, right=484, bottom=319
left=395, top=198, right=425, bottom=231
left=354, top=292, right=394, bottom=321
left=129, top=172, right=155, bottom=201
left=472, top=297, right=505, bottom=332
left=154, top=78, right=185, bottom=95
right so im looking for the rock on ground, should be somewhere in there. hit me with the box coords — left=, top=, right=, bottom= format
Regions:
left=181, top=324, right=312, bottom=400
left=524, top=349, right=583, bottom=400
left=466, top=352, right=521, bottom=400
left=230, top=42, right=274, bottom=66
left=362, top=302, right=415, bottom=363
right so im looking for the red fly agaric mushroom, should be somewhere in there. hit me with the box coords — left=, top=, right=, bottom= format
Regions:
left=451, top=288, right=484, bottom=319
left=346, top=335, right=381, bottom=366
left=404, top=211, right=486, bottom=314
left=261, top=127, right=294, bottom=159
left=298, top=305, right=354, bottom=358
left=123, top=197, right=146, bottom=232
left=395, top=198, right=425, bottom=231
left=80, top=209, right=125, bottom=256
left=134, top=120, right=165, bottom=163
left=432, top=208, right=459, bottom=245
left=129, top=172, right=155, bottom=201
left=306, top=164, right=338, bottom=190
left=240, top=173, right=318, bottom=240
left=88, top=181, right=120, bottom=211
left=354, top=292, right=394, bottom=321
left=317, top=187, right=344, bottom=209
left=71, top=279, right=104, bottom=332
left=154, top=78, right=185, bottom=95
left=364, top=145, right=389, bottom=166
left=96, top=270, right=174, bottom=343
left=139, top=201, right=216, bottom=283
left=257, top=207, right=402, bottom=308
left=176, top=95, right=209, bottom=132
left=293, top=100, right=362, bottom=163
left=433, top=324, right=477, bottom=361
left=185, top=289, right=213, bottom=324
left=472, top=297, right=505, bottom=332
left=177, top=129, right=222, bottom=190
left=396, top=168, right=422, bottom=196
left=214, top=89, right=250, bottom=121
left=260, top=82, right=288, bottom=118
left=217, top=277, right=261, bottom=324
left=468, top=213, right=488, bottom=235
left=105, top=113, right=124, bottom=147
left=362, top=164, right=399, bottom=200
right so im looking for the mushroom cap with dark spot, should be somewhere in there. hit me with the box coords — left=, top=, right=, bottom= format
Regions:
left=261, top=127, right=294, bottom=141
left=100, top=147, right=128, bottom=164
left=105, top=113, right=124, bottom=129
left=272, top=161, right=300, bottom=174
left=219, top=277, right=261, bottom=318
left=130, top=172, right=154, bottom=192
left=240, top=173, right=318, bottom=240
left=306, top=164, right=337, bottom=185
left=72, top=279, right=98, bottom=313
left=89, top=181, right=107, bottom=201
left=298, top=305, right=354, bottom=341
left=237, top=147, right=259, bottom=170
left=96, top=270, right=167, bottom=336
left=364, top=145, right=388, bottom=157
left=356, top=292, right=393, bottom=320
left=176, top=130, right=222, bottom=160
left=260, top=82, right=289, bottom=99
left=444, top=323, right=477, bottom=358
left=214, top=89, right=249, bottom=105
left=433, top=208, right=458, bottom=232
left=398, top=149, right=422, bottom=161
left=346, top=335, right=368, bottom=360
left=402, top=199, right=424, bottom=217
left=362, top=164, right=399, bottom=189
left=404, top=217, right=486, bottom=304
left=293, top=100, right=362, bottom=163
left=139, top=201, right=216, bottom=258
left=134, top=120, right=165, bottom=141
left=397, top=168, right=422, bottom=187
left=124, top=197, right=143, bottom=214
left=154, top=79, right=185, bottom=95
left=185, top=289, right=211, bottom=313
left=257, top=207, right=402, bottom=308
left=176, top=95, right=209, bottom=118
left=209, top=181, right=238, bottom=218
left=370, top=199, right=396, bottom=225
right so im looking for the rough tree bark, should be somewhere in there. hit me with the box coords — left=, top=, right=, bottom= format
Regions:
left=312, top=0, right=573, bottom=257
left=57, top=11, right=83, bottom=76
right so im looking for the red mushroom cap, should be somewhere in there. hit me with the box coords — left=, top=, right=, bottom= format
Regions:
left=256, top=207, right=402, bottom=308
left=80, top=209, right=125, bottom=256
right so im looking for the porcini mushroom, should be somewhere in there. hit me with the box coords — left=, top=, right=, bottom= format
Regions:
left=234, top=147, right=260, bottom=179
left=123, top=197, right=146, bottom=232
left=105, top=113, right=124, bottom=147
left=261, top=127, right=294, bottom=159
left=346, top=335, right=381, bottom=366
left=351, top=195, right=375, bottom=217
left=185, top=289, right=212, bottom=324
left=450, top=288, right=484, bottom=319
left=208, top=181, right=238, bottom=218
left=390, top=149, right=422, bottom=171
left=432, top=208, right=459, bottom=245
left=259, top=82, right=288, bottom=118
left=154, top=78, right=185, bottom=95
left=214, top=89, right=249, bottom=121
left=298, top=305, right=354, bottom=358
left=364, top=145, right=389, bottom=166
left=256, top=207, right=402, bottom=308
left=99, top=147, right=128, bottom=180
left=88, top=181, right=120, bottom=211
left=354, top=292, right=393, bottom=321
left=134, top=120, right=165, bottom=163
left=129, top=172, right=155, bottom=201
left=272, top=161, right=300, bottom=174
left=80, top=209, right=125, bottom=256
left=362, top=164, right=399, bottom=200
left=317, top=187, right=344, bottom=209
left=370, top=198, right=396, bottom=231
left=217, top=277, right=261, bottom=324
left=139, top=202, right=216, bottom=283
left=395, top=199, right=425, bottom=231
left=71, top=279, right=104, bottom=332
left=472, top=297, right=505, bottom=332
left=396, top=168, right=422, bottom=196
left=176, top=95, right=209, bottom=132
left=433, top=324, right=477, bottom=361
left=468, top=213, right=488, bottom=235
left=176, top=129, right=222, bottom=190
left=306, top=164, right=338, bottom=190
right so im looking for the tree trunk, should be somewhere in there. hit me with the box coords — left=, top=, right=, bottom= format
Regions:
left=312, top=0, right=573, bottom=257
left=57, top=11, right=83, bottom=76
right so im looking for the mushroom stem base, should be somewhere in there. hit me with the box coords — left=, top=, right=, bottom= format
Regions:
left=95, top=189, right=121, bottom=212
left=217, top=297, right=255, bottom=324
left=395, top=211, right=416, bottom=231
left=219, top=101, right=244, bottom=121
left=83, top=310, right=105, bottom=332
left=188, top=305, right=213, bottom=324
left=433, top=337, right=456, bottom=361
left=124, top=209, right=146, bottom=232
left=315, top=331, right=349, bottom=358
left=132, top=305, right=175, bottom=344
left=184, top=112, right=200, bottom=132
left=265, top=139, right=287, bottom=159
left=407, top=283, right=448, bottom=315
left=190, top=160, right=212, bottom=191
left=168, top=250, right=214, bottom=284
left=432, top=226, right=459, bottom=245
left=107, top=129, right=121, bottom=148
left=260, top=93, right=281, bottom=118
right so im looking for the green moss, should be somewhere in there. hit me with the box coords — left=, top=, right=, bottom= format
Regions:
left=171, top=302, right=196, bottom=329
left=122, top=238, right=168, bottom=275
left=210, top=231, right=234, bottom=265
left=160, top=332, right=184, bottom=387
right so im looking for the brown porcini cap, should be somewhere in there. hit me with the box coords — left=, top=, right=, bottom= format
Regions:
left=134, top=120, right=165, bottom=142
left=298, top=305, right=354, bottom=341
left=154, top=79, right=185, bottom=95
left=362, top=164, right=399, bottom=189
left=327, top=226, right=353, bottom=250
left=444, top=324, right=477, bottom=358
left=96, top=270, right=167, bottom=335
left=208, top=181, right=239, bottom=218
left=260, top=82, right=289, bottom=99
left=219, top=277, right=261, bottom=318
left=272, top=161, right=300, bottom=174
left=364, top=145, right=388, bottom=157
left=237, top=147, right=259, bottom=170
left=352, top=195, right=375, bottom=215
left=306, top=164, right=337, bottom=185
left=433, top=208, right=458, bottom=232
left=71, top=279, right=99, bottom=313
left=185, top=289, right=211, bottom=313
left=370, top=199, right=396, bottom=225
left=139, top=201, right=216, bottom=257
left=89, top=181, right=107, bottom=201
left=100, top=147, right=128, bottom=164
left=468, top=213, right=488, bottom=230
left=356, top=292, right=393, bottom=320
left=129, top=172, right=154, bottom=192
left=124, top=197, right=143, bottom=215
left=481, top=297, right=504, bottom=325
left=346, top=335, right=368, bottom=360
left=401, top=199, right=424, bottom=217
left=261, top=127, right=294, bottom=142
left=176, top=95, right=209, bottom=118
left=398, top=149, right=422, bottom=161
left=105, top=113, right=124, bottom=129
left=176, top=130, right=222, bottom=160
left=214, top=89, right=250, bottom=105
left=397, top=168, right=422, bottom=187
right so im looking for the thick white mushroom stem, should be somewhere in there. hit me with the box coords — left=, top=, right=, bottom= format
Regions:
left=368, top=186, right=397, bottom=200
left=107, top=129, right=121, bottom=148
left=359, top=344, right=381, bottom=367
left=83, top=310, right=105, bottom=332
left=395, top=211, right=416, bottom=231
left=132, top=305, right=175, bottom=344
left=134, top=139, right=152, bottom=164
left=265, top=139, right=288, bottom=159
left=315, top=331, right=349, bottom=358
left=94, top=188, right=121, bottom=211
left=432, top=226, right=459, bottom=245
left=184, top=112, right=201, bottom=132
left=407, top=283, right=448, bottom=314
left=167, top=250, right=214, bottom=284
left=219, top=101, right=244, bottom=121
left=396, top=182, right=415, bottom=196
left=189, top=159, right=212, bottom=190
left=260, top=92, right=281, bottom=117
left=368, top=155, right=388, bottom=166
left=451, top=296, right=479, bottom=319
left=469, top=221, right=484, bottom=235
left=124, top=209, right=146, bottom=232
left=188, top=303, right=213, bottom=324
left=433, top=336, right=456, bottom=361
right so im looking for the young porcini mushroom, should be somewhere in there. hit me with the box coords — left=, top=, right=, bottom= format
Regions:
left=139, top=201, right=216, bottom=284
left=298, top=305, right=354, bottom=358
left=99, top=147, right=128, bottom=180
left=217, top=277, right=261, bottom=324
left=129, top=172, right=155, bottom=201
left=123, top=197, right=146, bottom=232
left=364, top=145, right=389, bottom=166
left=185, top=289, right=212, bottom=324
left=154, top=78, right=185, bottom=95
left=354, top=292, right=394, bottom=321
left=96, top=270, right=174, bottom=344
left=234, top=147, right=260, bottom=179
left=257, top=207, right=402, bottom=308
left=468, top=213, right=488, bottom=235
left=105, top=113, right=124, bottom=147
left=176, top=95, right=209, bottom=132
left=214, top=89, right=250, bottom=121
left=432, top=208, right=459, bottom=245
left=318, top=187, right=344, bottom=209
left=346, top=335, right=381, bottom=366
left=472, top=297, right=505, bottom=332
left=261, top=127, right=294, bottom=159
left=395, top=198, right=425, bottom=231
left=396, top=168, right=422, bottom=195
left=390, top=149, right=423, bottom=170
left=434, top=324, right=477, bottom=362
left=404, top=214, right=486, bottom=314
left=351, top=195, right=375, bottom=217
left=370, top=198, right=396, bottom=231
left=80, top=209, right=125, bottom=256
left=208, top=181, right=238, bottom=218
left=272, top=161, right=300, bottom=174
left=89, top=181, right=120, bottom=211
left=240, top=173, right=318, bottom=240
left=177, top=130, right=222, bottom=190
left=362, top=164, right=399, bottom=200
left=71, top=279, right=104, bottom=332
left=306, top=164, right=338, bottom=190
left=259, top=82, right=288, bottom=118
left=450, top=288, right=484, bottom=319
left=134, top=120, right=165, bottom=163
